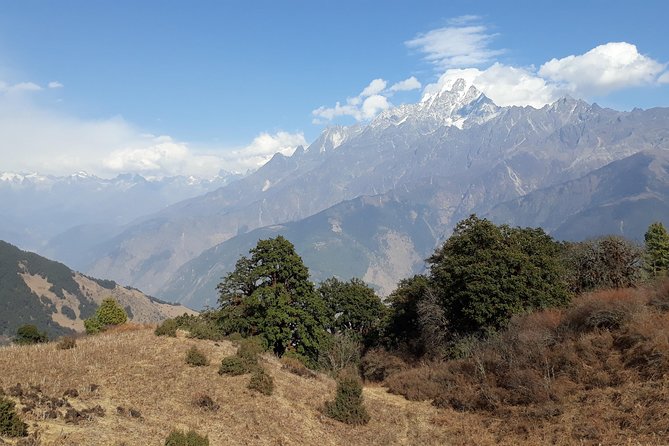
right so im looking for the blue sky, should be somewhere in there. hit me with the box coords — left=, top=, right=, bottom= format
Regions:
left=0, top=1, right=667, bottom=176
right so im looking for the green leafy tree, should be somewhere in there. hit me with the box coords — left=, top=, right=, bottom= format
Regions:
left=644, top=221, right=669, bottom=277
left=84, top=297, right=128, bottom=334
left=428, top=215, right=569, bottom=334
left=13, top=324, right=48, bottom=345
left=383, top=275, right=429, bottom=353
left=217, top=236, right=329, bottom=362
left=318, top=277, right=385, bottom=340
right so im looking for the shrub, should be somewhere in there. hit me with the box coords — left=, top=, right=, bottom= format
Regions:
left=281, top=356, right=316, bottom=379
left=360, top=349, right=407, bottom=382
left=84, top=317, right=104, bottom=334
left=318, top=333, right=361, bottom=375
left=155, top=318, right=178, bottom=337
left=85, top=298, right=128, bottom=334
left=324, top=374, right=370, bottom=425
left=193, top=394, right=219, bottom=411
left=248, top=368, right=274, bottom=395
left=0, top=395, right=28, bottom=437
left=164, top=429, right=209, bottom=446
left=384, top=366, right=444, bottom=401
left=236, top=337, right=264, bottom=363
left=14, top=324, right=48, bottom=345
left=57, top=336, right=77, bottom=350
left=185, top=346, right=209, bottom=367
left=218, top=356, right=255, bottom=376
left=186, top=319, right=224, bottom=341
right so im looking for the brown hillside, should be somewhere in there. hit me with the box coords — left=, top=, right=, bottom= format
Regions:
left=1, top=315, right=667, bottom=445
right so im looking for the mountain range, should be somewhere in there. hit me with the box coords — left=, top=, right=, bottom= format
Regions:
left=3, top=78, right=669, bottom=309
left=0, top=170, right=241, bottom=269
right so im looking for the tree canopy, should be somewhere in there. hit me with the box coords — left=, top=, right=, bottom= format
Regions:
left=644, top=221, right=669, bottom=277
left=318, top=277, right=385, bottom=340
left=217, top=236, right=328, bottom=362
left=427, top=215, right=569, bottom=334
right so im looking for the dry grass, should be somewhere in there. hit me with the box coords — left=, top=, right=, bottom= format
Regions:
left=0, top=329, right=459, bottom=445
left=384, top=283, right=669, bottom=445
left=3, top=284, right=669, bottom=446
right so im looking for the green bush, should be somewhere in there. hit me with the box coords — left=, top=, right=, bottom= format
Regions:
left=0, top=395, right=28, bottom=437
left=236, top=337, right=264, bottom=362
left=185, top=346, right=209, bottom=367
left=57, top=336, right=77, bottom=350
left=96, top=297, right=128, bottom=325
left=84, top=317, right=104, bottom=334
left=248, top=368, right=274, bottom=395
left=85, top=298, right=128, bottom=334
left=155, top=318, right=178, bottom=337
left=13, top=324, right=48, bottom=345
left=164, top=429, right=209, bottom=446
left=218, top=356, right=255, bottom=376
left=323, top=374, right=370, bottom=425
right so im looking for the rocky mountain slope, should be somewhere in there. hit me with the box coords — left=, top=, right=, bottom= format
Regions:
left=87, top=79, right=669, bottom=298
left=486, top=149, right=669, bottom=241
left=0, top=240, right=194, bottom=343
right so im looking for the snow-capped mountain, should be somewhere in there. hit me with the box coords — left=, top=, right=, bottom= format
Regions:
left=371, top=78, right=499, bottom=130
left=81, top=79, right=669, bottom=304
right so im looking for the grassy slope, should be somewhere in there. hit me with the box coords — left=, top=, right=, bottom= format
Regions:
left=1, top=317, right=667, bottom=445
left=0, top=328, right=458, bottom=446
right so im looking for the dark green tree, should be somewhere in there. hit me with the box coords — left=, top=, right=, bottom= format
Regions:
left=383, top=274, right=429, bottom=353
left=14, top=324, right=48, bottom=345
left=644, top=221, right=669, bottom=277
left=217, top=236, right=328, bottom=362
left=318, top=277, right=385, bottom=340
left=428, top=215, right=569, bottom=334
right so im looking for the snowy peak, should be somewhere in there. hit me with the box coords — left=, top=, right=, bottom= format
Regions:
left=373, top=78, right=499, bottom=130
left=306, top=125, right=363, bottom=154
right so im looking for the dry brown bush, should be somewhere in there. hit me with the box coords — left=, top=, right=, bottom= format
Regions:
left=360, top=349, right=407, bottom=382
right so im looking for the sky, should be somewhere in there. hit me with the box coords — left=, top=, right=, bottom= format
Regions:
left=0, top=0, right=668, bottom=177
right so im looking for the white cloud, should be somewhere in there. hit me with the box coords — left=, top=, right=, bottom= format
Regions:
left=423, top=64, right=562, bottom=108
left=48, top=81, right=63, bottom=89
left=360, top=79, right=387, bottom=97
left=220, top=131, right=308, bottom=171
left=405, top=17, right=504, bottom=69
left=389, top=76, right=422, bottom=92
left=659, top=72, right=669, bottom=84
left=538, top=42, right=666, bottom=95
left=0, top=79, right=306, bottom=177
left=360, top=95, right=391, bottom=120
left=0, top=81, right=42, bottom=93
left=312, top=78, right=410, bottom=123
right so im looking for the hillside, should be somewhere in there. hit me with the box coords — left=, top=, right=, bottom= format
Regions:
left=0, top=319, right=666, bottom=445
left=160, top=194, right=441, bottom=309
left=0, top=241, right=194, bottom=342
left=486, top=149, right=669, bottom=241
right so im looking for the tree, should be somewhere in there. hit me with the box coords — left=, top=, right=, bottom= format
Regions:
left=318, top=277, right=385, bottom=340
left=217, top=236, right=328, bottom=362
left=644, top=221, right=669, bottom=277
left=428, top=215, right=569, bottom=334
left=14, top=324, right=48, bottom=345
left=384, top=275, right=429, bottom=354
left=564, top=236, right=643, bottom=293
left=84, top=298, right=128, bottom=333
